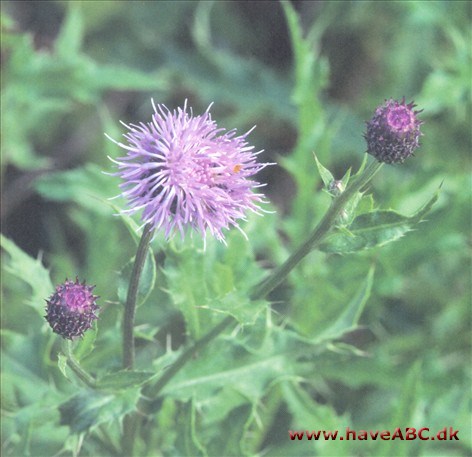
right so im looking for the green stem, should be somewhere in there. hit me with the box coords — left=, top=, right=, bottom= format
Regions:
left=143, top=315, right=234, bottom=401
left=64, top=341, right=96, bottom=388
left=123, top=223, right=154, bottom=370
left=122, top=223, right=154, bottom=457
left=250, top=159, right=383, bottom=300
left=140, top=159, right=383, bottom=410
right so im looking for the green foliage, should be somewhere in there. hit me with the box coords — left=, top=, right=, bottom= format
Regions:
left=117, top=251, right=157, bottom=308
left=59, top=389, right=140, bottom=434
left=1, top=234, right=53, bottom=316
left=35, top=164, right=116, bottom=214
left=164, top=233, right=268, bottom=339
left=2, top=1, right=470, bottom=457
left=320, top=189, right=439, bottom=254
left=95, top=370, right=156, bottom=391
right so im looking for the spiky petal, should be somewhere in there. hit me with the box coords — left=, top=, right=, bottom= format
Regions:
left=106, top=100, right=270, bottom=242
left=45, top=278, right=99, bottom=340
left=364, top=98, right=424, bottom=164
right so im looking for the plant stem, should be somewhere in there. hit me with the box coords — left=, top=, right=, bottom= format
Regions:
left=123, top=223, right=154, bottom=370
left=143, top=315, right=234, bottom=402
left=141, top=159, right=383, bottom=408
left=122, top=224, right=154, bottom=457
left=64, top=340, right=96, bottom=388
left=250, top=159, right=383, bottom=300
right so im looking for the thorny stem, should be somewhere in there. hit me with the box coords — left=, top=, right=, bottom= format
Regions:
left=141, top=159, right=383, bottom=411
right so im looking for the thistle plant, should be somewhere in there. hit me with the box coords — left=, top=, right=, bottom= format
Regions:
left=3, top=3, right=469, bottom=457
left=26, top=93, right=436, bottom=456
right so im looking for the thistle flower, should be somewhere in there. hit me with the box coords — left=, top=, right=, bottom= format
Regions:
left=364, top=98, right=423, bottom=164
left=45, top=278, right=99, bottom=340
left=106, top=100, right=270, bottom=243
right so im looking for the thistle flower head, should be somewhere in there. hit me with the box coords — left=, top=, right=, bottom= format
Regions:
left=364, top=98, right=424, bottom=164
left=107, top=100, right=270, bottom=242
left=45, top=278, right=99, bottom=340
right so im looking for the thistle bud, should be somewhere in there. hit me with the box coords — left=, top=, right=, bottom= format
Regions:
left=364, top=98, right=423, bottom=164
left=45, top=278, right=99, bottom=340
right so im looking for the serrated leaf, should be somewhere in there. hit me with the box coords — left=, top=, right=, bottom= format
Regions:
left=96, top=370, right=156, bottom=391
left=320, top=190, right=439, bottom=254
left=314, top=266, right=374, bottom=344
left=313, top=154, right=334, bottom=188
left=161, top=350, right=290, bottom=402
left=1, top=235, right=53, bottom=315
left=59, top=389, right=140, bottom=434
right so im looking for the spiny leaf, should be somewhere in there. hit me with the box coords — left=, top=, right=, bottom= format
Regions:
left=161, top=351, right=290, bottom=402
left=320, top=189, right=439, bottom=254
left=199, top=291, right=267, bottom=327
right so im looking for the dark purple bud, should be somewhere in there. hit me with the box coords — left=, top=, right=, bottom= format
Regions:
left=364, top=98, right=424, bottom=164
left=45, top=278, right=99, bottom=340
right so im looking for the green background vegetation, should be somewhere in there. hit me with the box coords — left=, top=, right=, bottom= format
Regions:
left=1, top=1, right=471, bottom=456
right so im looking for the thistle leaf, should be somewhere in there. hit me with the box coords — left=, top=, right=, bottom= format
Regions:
left=96, top=370, right=156, bottom=391
left=320, top=190, right=439, bottom=253
left=59, top=389, right=140, bottom=434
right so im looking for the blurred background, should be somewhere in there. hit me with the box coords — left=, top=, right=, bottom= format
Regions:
left=1, top=1, right=471, bottom=456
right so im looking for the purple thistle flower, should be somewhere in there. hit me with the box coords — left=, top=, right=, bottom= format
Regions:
left=45, top=278, right=99, bottom=340
left=106, top=100, right=271, bottom=243
left=364, top=98, right=424, bottom=164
